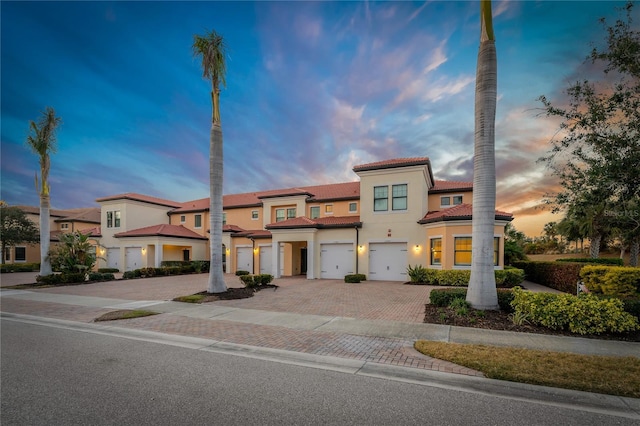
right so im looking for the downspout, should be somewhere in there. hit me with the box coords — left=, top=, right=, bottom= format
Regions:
left=355, top=226, right=359, bottom=274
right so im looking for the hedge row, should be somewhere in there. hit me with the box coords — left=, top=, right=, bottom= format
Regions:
left=556, top=257, right=624, bottom=266
left=161, top=260, right=210, bottom=273
left=580, top=265, right=640, bottom=298
left=1, top=263, right=40, bottom=273
left=406, top=266, right=524, bottom=288
left=36, top=272, right=87, bottom=285
left=123, top=265, right=196, bottom=279
left=511, top=261, right=583, bottom=294
left=429, top=288, right=515, bottom=312
left=510, top=287, right=639, bottom=335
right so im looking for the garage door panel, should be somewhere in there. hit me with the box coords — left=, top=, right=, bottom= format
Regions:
left=107, top=248, right=120, bottom=271
left=259, top=246, right=272, bottom=275
left=236, top=247, right=253, bottom=273
left=320, top=243, right=354, bottom=279
left=125, top=247, right=142, bottom=272
left=369, top=243, right=407, bottom=281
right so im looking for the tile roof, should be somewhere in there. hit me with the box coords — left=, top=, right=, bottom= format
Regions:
left=266, top=216, right=362, bottom=230
left=353, top=157, right=431, bottom=172
left=429, top=180, right=473, bottom=193
left=419, top=204, right=513, bottom=224
left=223, top=224, right=246, bottom=233
left=96, top=193, right=182, bottom=208
left=172, top=198, right=211, bottom=213
left=114, top=224, right=208, bottom=240
left=230, top=229, right=273, bottom=239
left=53, top=207, right=101, bottom=223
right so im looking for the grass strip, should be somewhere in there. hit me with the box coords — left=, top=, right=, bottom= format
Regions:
left=414, top=340, right=640, bottom=398
left=95, top=309, right=159, bottom=322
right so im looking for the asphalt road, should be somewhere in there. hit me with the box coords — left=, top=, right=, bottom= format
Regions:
left=1, top=319, right=638, bottom=426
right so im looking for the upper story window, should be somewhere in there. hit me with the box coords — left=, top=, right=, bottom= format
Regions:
left=392, top=184, right=407, bottom=211
left=106, top=210, right=121, bottom=228
left=374, top=186, right=388, bottom=211
left=440, top=196, right=451, bottom=207
left=310, top=206, right=320, bottom=219
left=325, top=204, right=333, bottom=214
left=287, top=208, right=296, bottom=219
left=441, top=195, right=463, bottom=208
left=349, top=202, right=357, bottom=213
left=60, top=223, right=69, bottom=230
left=223, top=213, right=227, bottom=225
left=276, top=209, right=285, bottom=222
left=453, top=195, right=463, bottom=205
left=194, top=214, right=202, bottom=228
left=180, top=215, right=186, bottom=223
left=251, top=210, right=259, bottom=220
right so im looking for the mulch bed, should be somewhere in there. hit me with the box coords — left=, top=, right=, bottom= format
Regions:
left=424, top=304, right=640, bottom=342
left=191, top=284, right=278, bottom=302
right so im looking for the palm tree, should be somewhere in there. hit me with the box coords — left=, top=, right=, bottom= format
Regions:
left=26, top=107, right=61, bottom=276
left=193, top=29, right=228, bottom=294
left=467, top=0, right=499, bottom=310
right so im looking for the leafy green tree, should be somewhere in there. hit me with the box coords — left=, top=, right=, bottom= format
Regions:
left=49, top=231, right=97, bottom=275
left=193, top=29, right=228, bottom=294
left=539, top=2, right=640, bottom=260
left=503, top=224, right=528, bottom=265
left=25, top=107, right=61, bottom=276
left=467, top=0, right=499, bottom=310
left=0, top=205, right=39, bottom=264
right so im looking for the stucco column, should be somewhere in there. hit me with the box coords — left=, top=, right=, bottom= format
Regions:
left=155, top=244, right=162, bottom=268
left=272, top=240, right=280, bottom=278
left=306, top=239, right=315, bottom=279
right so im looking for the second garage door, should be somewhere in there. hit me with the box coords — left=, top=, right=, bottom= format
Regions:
left=236, top=247, right=253, bottom=273
left=368, top=243, right=407, bottom=281
left=125, top=247, right=142, bottom=272
left=259, top=246, right=272, bottom=275
left=320, top=243, right=354, bottom=279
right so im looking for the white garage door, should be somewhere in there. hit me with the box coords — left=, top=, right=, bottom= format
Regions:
left=369, top=243, right=407, bottom=281
left=107, top=248, right=120, bottom=271
left=259, top=246, right=272, bottom=275
left=320, top=243, right=354, bottom=279
left=236, top=247, right=253, bottom=273
left=125, top=247, right=142, bottom=272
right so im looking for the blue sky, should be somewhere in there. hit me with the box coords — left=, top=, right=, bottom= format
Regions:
left=1, top=1, right=634, bottom=236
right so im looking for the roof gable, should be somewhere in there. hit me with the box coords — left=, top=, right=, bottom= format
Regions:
left=114, top=224, right=207, bottom=240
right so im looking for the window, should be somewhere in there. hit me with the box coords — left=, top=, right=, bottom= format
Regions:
left=106, top=211, right=113, bottom=228
left=440, top=196, right=451, bottom=207
left=325, top=204, right=333, bottom=214
left=223, top=213, right=227, bottom=225
left=15, top=247, right=26, bottom=262
left=430, top=238, right=442, bottom=265
left=374, top=186, right=388, bottom=211
left=454, top=237, right=472, bottom=266
left=251, top=210, right=259, bottom=220
left=180, top=215, right=186, bottom=223
left=392, top=184, right=407, bottom=211
left=61, top=223, right=69, bottom=230
left=453, top=195, right=463, bottom=205
left=276, top=209, right=285, bottom=222
left=287, top=208, right=296, bottom=219
left=349, top=202, right=357, bottom=213
left=195, top=214, right=202, bottom=228
left=310, top=206, right=320, bottom=219
left=453, top=237, right=500, bottom=266
left=114, top=211, right=121, bottom=227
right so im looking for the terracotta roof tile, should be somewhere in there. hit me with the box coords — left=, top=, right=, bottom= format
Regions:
left=114, top=224, right=207, bottom=240
left=231, top=229, right=273, bottom=239
left=53, top=207, right=101, bottom=223
left=266, top=216, right=361, bottom=230
left=172, top=198, right=210, bottom=213
left=96, top=193, right=182, bottom=208
left=353, top=157, right=430, bottom=172
left=223, top=224, right=245, bottom=233
left=429, top=180, right=473, bottom=193
left=419, top=204, right=513, bottom=224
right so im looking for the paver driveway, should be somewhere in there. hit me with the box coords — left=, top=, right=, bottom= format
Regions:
left=29, top=274, right=434, bottom=323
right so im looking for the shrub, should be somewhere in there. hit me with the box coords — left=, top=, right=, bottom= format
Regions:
left=0, top=262, right=40, bottom=273
left=98, top=268, right=119, bottom=273
left=345, top=274, right=366, bottom=283
left=257, top=274, right=274, bottom=285
left=36, top=274, right=63, bottom=285
left=512, top=261, right=583, bottom=294
left=235, top=270, right=250, bottom=276
left=581, top=266, right=640, bottom=298
left=88, top=272, right=115, bottom=282
left=192, top=261, right=210, bottom=273
left=497, top=289, right=515, bottom=313
left=60, top=272, right=87, bottom=284
left=407, top=264, right=428, bottom=283
left=510, top=287, right=639, bottom=335
left=437, top=270, right=471, bottom=286
left=122, top=270, right=141, bottom=279
left=557, top=258, right=624, bottom=266
left=622, top=298, right=640, bottom=320
left=240, top=274, right=258, bottom=287
left=495, top=269, right=525, bottom=288
left=430, top=288, right=514, bottom=312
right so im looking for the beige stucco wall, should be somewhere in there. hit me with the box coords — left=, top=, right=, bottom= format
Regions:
left=306, top=199, right=359, bottom=218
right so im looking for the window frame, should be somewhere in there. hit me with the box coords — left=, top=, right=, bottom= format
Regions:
left=223, top=213, right=227, bottom=225
left=14, top=246, right=26, bottom=263
left=180, top=215, right=186, bottom=223
left=373, top=186, right=388, bottom=212
left=310, top=206, right=320, bottom=219
left=114, top=211, right=121, bottom=228
left=440, top=196, right=451, bottom=208
left=251, top=210, right=259, bottom=220
left=391, top=184, right=408, bottom=211
left=287, top=208, right=296, bottom=219
left=194, top=214, right=202, bottom=228
left=106, top=211, right=113, bottom=228
left=452, top=195, right=463, bottom=205
left=454, top=237, right=472, bottom=266
left=275, top=209, right=285, bottom=222
left=430, top=237, right=442, bottom=266
left=348, top=202, right=358, bottom=213
left=324, top=204, right=333, bottom=215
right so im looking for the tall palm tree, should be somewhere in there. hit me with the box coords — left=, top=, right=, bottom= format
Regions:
left=193, top=29, right=228, bottom=293
left=467, top=0, right=499, bottom=310
left=26, top=107, right=61, bottom=276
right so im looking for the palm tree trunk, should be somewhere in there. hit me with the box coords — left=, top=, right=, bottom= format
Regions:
left=467, top=0, right=498, bottom=310
left=589, top=234, right=601, bottom=259
left=629, top=236, right=639, bottom=267
left=207, top=90, right=227, bottom=294
left=39, top=194, right=52, bottom=275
